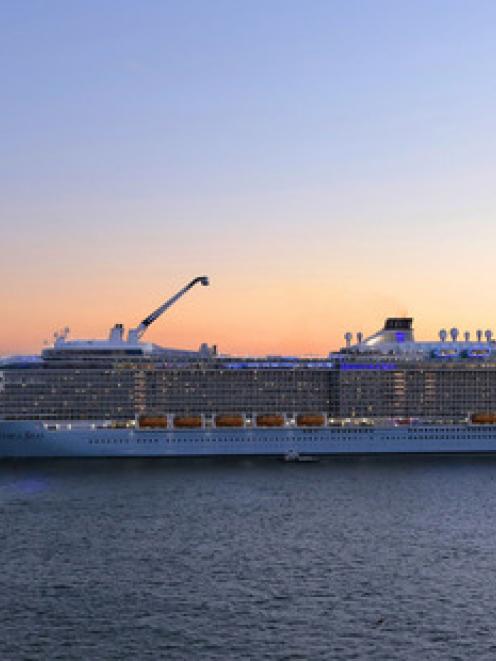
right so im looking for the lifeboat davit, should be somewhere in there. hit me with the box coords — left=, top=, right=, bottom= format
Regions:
left=174, top=415, right=202, bottom=428
left=296, top=414, right=325, bottom=427
left=215, top=414, right=244, bottom=428
left=256, top=414, right=285, bottom=427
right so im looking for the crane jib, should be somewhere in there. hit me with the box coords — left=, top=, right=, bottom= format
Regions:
left=135, top=276, right=209, bottom=334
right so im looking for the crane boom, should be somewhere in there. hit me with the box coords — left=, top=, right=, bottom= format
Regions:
left=128, top=276, right=209, bottom=342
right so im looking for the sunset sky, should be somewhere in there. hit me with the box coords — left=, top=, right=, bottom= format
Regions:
left=2, top=1, right=496, bottom=356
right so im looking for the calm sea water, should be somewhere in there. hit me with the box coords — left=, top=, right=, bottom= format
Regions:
left=1, top=457, right=496, bottom=660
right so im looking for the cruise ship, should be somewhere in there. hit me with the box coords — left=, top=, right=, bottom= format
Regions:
left=2, top=276, right=496, bottom=458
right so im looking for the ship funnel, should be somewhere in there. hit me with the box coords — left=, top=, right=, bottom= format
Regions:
left=349, top=318, right=414, bottom=351
left=439, top=329, right=447, bottom=343
left=344, top=332, right=353, bottom=348
left=485, top=329, right=493, bottom=343
left=477, top=329, right=483, bottom=342
left=109, top=323, right=125, bottom=343
left=464, top=331, right=470, bottom=342
left=450, top=328, right=459, bottom=342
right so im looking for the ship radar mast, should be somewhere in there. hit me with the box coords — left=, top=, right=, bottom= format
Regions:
left=127, top=276, right=209, bottom=343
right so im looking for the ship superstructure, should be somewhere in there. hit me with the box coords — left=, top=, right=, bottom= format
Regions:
left=2, top=278, right=496, bottom=457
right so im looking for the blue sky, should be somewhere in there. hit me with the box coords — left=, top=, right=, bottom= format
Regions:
left=2, top=1, right=496, bottom=353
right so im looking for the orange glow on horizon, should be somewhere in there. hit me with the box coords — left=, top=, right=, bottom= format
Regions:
left=3, top=270, right=496, bottom=357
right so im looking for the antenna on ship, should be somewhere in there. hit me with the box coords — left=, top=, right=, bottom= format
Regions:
left=127, top=276, right=210, bottom=343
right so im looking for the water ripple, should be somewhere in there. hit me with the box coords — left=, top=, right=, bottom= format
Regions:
left=1, top=457, right=496, bottom=659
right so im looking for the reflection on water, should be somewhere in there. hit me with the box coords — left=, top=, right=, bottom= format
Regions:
left=1, top=457, right=496, bottom=659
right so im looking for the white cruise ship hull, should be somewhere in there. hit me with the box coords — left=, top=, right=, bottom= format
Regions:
left=2, top=421, right=496, bottom=457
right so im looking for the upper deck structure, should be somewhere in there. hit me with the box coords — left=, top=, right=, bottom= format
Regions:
left=2, top=280, right=496, bottom=424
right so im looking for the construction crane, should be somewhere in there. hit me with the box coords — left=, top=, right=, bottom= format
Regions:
left=127, top=276, right=209, bottom=343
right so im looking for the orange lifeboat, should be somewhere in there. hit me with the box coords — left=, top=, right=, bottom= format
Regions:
left=215, top=414, right=244, bottom=428
left=471, top=413, right=496, bottom=424
left=296, top=414, right=325, bottom=427
left=138, top=415, right=168, bottom=429
left=174, top=415, right=202, bottom=428
left=256, top=414, right=285, bottom=427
